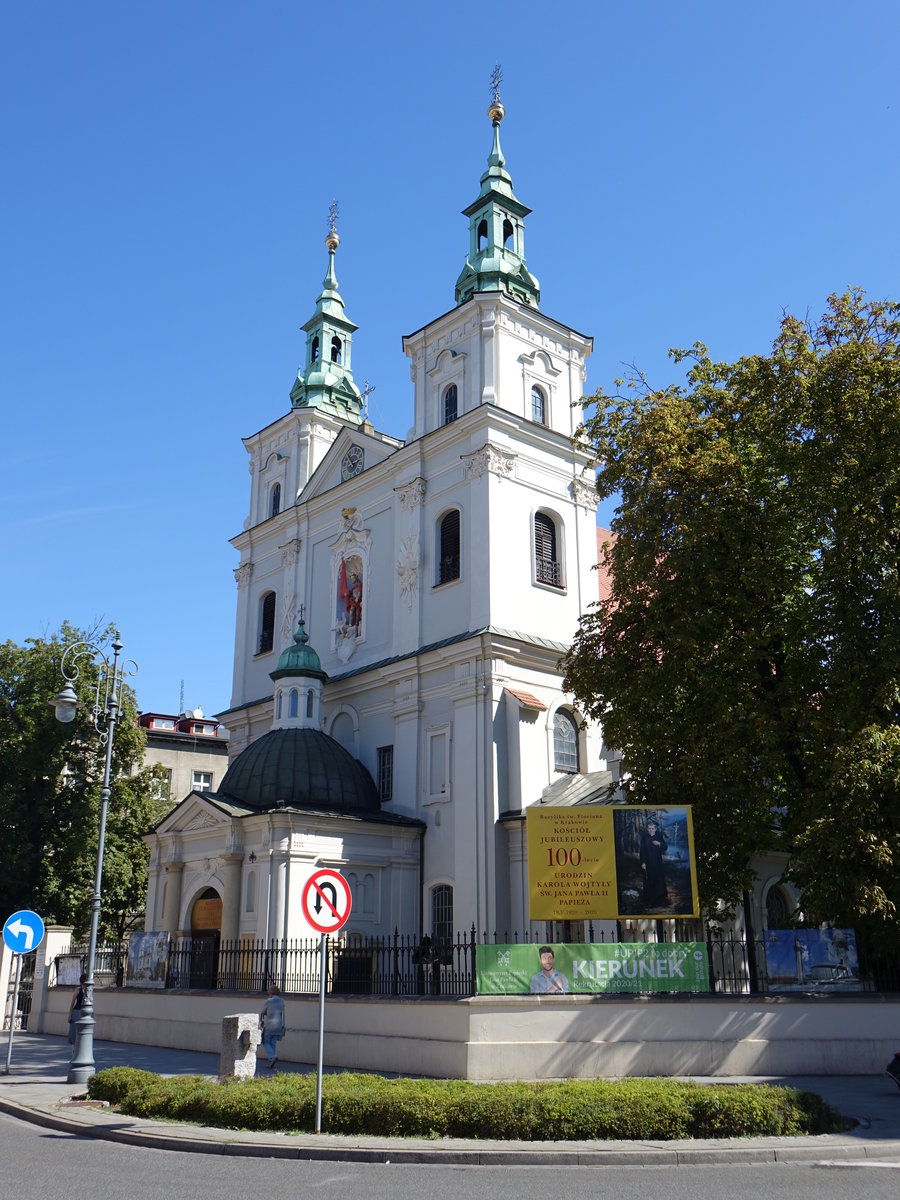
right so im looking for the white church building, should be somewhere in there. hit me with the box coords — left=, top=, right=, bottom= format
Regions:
left=144, top=92, right=619, bottom=956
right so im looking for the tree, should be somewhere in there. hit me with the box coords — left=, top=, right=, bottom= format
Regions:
left=0, top=623, right=165, bottom=941
left=564, top=291, right=900, bottom=941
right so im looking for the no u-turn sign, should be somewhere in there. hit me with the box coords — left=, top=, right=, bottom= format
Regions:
left=302, top=869, right=352, bottom=934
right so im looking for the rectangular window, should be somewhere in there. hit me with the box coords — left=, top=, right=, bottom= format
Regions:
left=152, top=768, right=173, bottom=803
left=426, top=724, right=451, bottom=800
left=431, top=884, right=454, bottom=945
left=377, top=745, right=394, bottom=803
left=192, top=770, right=213, bottom=792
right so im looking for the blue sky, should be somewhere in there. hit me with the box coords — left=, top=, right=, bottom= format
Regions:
left=3, top=2, right=898, bottom=718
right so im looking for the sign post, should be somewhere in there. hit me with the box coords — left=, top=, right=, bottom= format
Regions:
left=3, top=910, right=46, bottom=1074
left=301, top=870, right=352, bottom=1133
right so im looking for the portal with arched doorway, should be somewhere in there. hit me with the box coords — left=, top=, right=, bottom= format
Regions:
left=189, top=886, right=222, bottom=989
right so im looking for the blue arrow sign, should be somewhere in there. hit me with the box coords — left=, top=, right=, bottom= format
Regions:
left=2, top=910, right=45, bottom=954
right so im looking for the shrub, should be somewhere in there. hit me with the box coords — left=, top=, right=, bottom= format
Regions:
left=86, top=1070, right=842, bottom=1141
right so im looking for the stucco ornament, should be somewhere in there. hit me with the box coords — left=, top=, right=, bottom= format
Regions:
left=234, top=562, right=254, bottom=588
left=395, top=477, right=426, bottom=512
left=280, top=538, right=302, bottom=566
left=462, top=442, right=516, bottom=481
left=280, top=594, right=297, bottom=641
left=571, top=477, right=599, bottom=511
left=396, top=535, right=420, bottom=609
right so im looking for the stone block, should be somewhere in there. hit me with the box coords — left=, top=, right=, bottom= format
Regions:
left=219, top=1013, right=261, bottom=1081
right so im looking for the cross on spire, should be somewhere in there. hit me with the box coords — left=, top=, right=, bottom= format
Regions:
left=327, top=199, right=339, bottom=239
left=361, top=378, right=376, bottom=421
left=490, top=64, right=503, bottom=106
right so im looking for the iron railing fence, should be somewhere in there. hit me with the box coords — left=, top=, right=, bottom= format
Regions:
left=61, top=929, right=900, bottom=998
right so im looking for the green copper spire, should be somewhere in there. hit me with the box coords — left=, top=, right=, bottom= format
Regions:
left=455, top=68, right=540, bottom=308
left=290, top=201, right=364, bottom=423
left=270, top=619, right=327, bottom=683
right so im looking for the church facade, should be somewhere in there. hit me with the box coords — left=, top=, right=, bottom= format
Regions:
left=143, top=95, right=623, bottom=953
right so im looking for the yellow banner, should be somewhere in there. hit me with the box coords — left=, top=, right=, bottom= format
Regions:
left=526, top=806, right=698, bottom=920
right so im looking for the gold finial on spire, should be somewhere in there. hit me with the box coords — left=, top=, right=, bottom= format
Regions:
left=488, top=63, right=504, bottom=123
left=325, top=198, right=340, bottom=251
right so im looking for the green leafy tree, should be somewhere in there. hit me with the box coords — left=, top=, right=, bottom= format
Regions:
left=564, top=291, right=900, bottom=941
left=0, top=623, right=163, bottom=941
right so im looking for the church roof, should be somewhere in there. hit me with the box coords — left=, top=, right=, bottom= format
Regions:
left=217, top=727, right=380, bottom=814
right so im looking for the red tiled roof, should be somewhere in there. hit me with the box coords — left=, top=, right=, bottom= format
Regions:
left=506, top=688, right=548, bottom=711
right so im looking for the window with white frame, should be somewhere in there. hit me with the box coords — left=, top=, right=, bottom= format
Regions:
left=426, top=724, right=451, bottom=799
left=192, top=770, right=213, bottom=792
left=531, top=384, right=546, bottom=425
left=152, top=768, right=173, bottom=803
left=553, top=710, right=579, bottom=773
left=534, top=511, right=564, bottom=588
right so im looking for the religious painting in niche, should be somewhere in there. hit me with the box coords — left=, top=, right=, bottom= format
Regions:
left=337, top=554, right=364, bottom=636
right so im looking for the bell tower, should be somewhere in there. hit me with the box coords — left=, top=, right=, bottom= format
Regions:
left=290, top=202, right=364, bottom=423
left=454, top=66, right=540, bottom=308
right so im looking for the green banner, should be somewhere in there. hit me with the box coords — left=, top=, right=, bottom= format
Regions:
left=476, top=942, right=709, bottom=995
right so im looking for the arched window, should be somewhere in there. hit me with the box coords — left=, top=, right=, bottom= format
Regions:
left=554, top=709, right=579, bottom=773
left=766, top=885, right=791, bottom=930
left=275, top=690, right=283, bottom=720
left=270, top=483, right=281, bottom=518
left=534, top=512, right=562, bottom=587
left=477, top=218, right=488, bottom=252
left=502, top=218, right=514, bottom=248
left=437, top=509, right=460, bottom=584
left=288, top=689, right=298, bottom=718
left=257, top=591, right=276, bottom=654
left=331, top=335, right=342, bottom=364
left=311, top=335, right=319, bottom=362
left=306, top=689, right=314, bottom=718
left=531, top=384, right=546, bottom=425
left=431, top=884, right=453, bottom=947
left=443, top=383, right=458, bottom=425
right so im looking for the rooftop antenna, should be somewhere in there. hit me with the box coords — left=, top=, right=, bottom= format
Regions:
left=179, top=678, right=184, bottom=715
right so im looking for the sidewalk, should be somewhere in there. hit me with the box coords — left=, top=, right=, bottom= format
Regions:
left=1, top=1033, right=899, bottom=1166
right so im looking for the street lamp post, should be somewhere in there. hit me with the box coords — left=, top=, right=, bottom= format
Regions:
left=51, top=631, right=137, bottom=1085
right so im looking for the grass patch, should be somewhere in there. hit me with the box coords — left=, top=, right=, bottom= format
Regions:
left=86, top=1068, right=842, bottom=1141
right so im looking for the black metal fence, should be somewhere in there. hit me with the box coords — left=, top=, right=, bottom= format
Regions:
left=62, top=927, right=900, bottom=998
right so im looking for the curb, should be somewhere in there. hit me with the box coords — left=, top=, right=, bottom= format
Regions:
left=3, top=1093, right=900, bottom=1166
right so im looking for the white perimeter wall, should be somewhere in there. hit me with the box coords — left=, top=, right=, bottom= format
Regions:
left=33, top=985, right=899, bottom=1080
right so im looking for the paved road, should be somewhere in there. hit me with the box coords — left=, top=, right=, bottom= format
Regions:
left=1, top=1111, right=898, bottom=1199
left=1, top=1032, right=899, bottom=1169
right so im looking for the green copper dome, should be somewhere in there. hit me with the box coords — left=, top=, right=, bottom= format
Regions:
left=218, top=727, right=380, bottom=814
left=270, top=620, right=327, bottom=683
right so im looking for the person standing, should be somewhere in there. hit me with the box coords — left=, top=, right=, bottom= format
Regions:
left=640, top=817, right=669, bottom=908
left=259, top=984, right=285, bottom=1069
left=67, top=972, right=87, bottom=1047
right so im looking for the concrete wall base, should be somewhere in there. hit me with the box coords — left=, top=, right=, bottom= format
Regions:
left=35, top=988, right=899, bottom=1079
